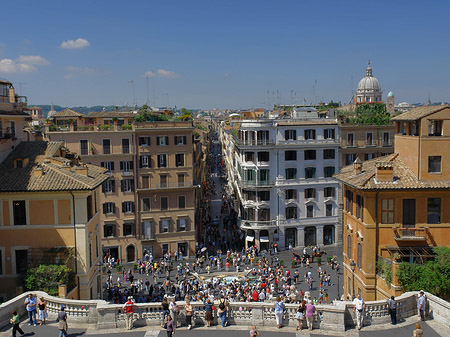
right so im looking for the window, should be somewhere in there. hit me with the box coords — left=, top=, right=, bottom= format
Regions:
left=259, top=190, right=270, bottom=201
left=366, top=132, right=373, bottom=145
left=285, top=151, right=297, bottom=161
left=324, top=128, right=335, bottom=139
left=15, top=159, right=23, bottom=168
left=123, top=223, right=134, bottom=236
left=357, top=243, right=362, bottom=269
left=10, top=121, right=15, bottom=137
left=121, top=138, right=130, bottom=154
left=347, top=133, right=354, bottom=147
left=80, top=140, right=88, bottom=155
left=304, top=188, right=316, bottom=199
left=157, top=136, right=169, bottom=146
left=258, top=169, right=269, bottom=183
left=306, top=205, right=314, bottom=218
left=161, top=197, right=168, bottom=210
left=174, top=135, right=187, bottom=145
left=304, top=150, right=316, bottom=160
left=427, top=198, right=441, bottom=224
left=259, top=208, right=270, bottom=221
left=142, top=175, right=149, bottom=188
left=177, top=218, right=187, bottom=231
left=15, top=249, right=28, bottom=275
left=102, top=179, right=115, bottom=193
left=158, top=154, right=167, bottom=168
left=286, top=206, right=297, bottom=219
left=324, top=166, right=335, bottom=178
left=121, top=179, right=134, bottom=192
left=347, top=235, right=352, bottom=257
left=345, top=190, right=353, bottom=214
left=244, top=190, right=256, bottom=201
left=355, top=195, right=364, bottom=220
left=120, top=160, right=133, bottom=173
left=140, top=155, right=150, bottom=168
left=178, top=195, right=186, bottom=209
left=13, top=200, right=26, bottom=225
left=428, top=156, right=441, bottom=173
left=138, top=136, right=150, bottom=146
left=175, top=153, right=185, bottom=167
left=346, top=153, right=356, bottom=165
left=160, top=174, right=168, bottom=188
left=304, top=129, right=316, bottom=140
left=364, top=153, right=374, bottom=160
left=101, top=161, right=115, bottom=172
left=245, top=152, right=254, bottom=162
left=142, top=198, right=151, bottom=211
left=160, top=220, right=169, bottom=233
left=244, top=208, right=255, bottom=220
left=103, top=202, right=115, bottom=214
left=285, top=189, right=296, bottom=200
left=257, top=130, right=270, bottom=145
left=323, top=149, right=335, bottom=160
left=428, top=120, right=443, bottom=136
left=178, top=174, right=185, bottom=187
left=102, top=139, right=111, bottom=154
left=122, top=201, right=135, bottom=213
left=324, top=187, right=334, bottom=198
left=142, top=220, right=152, bottom=239
left=305, top=167, right=316, bottom=179
left=285, top=168, right=297, bottom=180
left=383, top=132, right=390, bottom=146
left=258, top=152, right=270, bottom=162
left=381, top=199, right=394, bottom=224
left=326, top=204, right=333, bottom=216
left=285, top=129, right=296, bottom=140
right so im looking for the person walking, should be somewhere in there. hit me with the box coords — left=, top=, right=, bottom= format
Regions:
left=274, top=296, right=285, bottom=329
left=217, top=294, right=229, bottom=327
left=250, top=325, right=260, bottom=337
left=165, top=315, right=175, bottom=337
left=38, top=297, right=47, bottom=325
left=169, top=298, right=180, bottom=327
left=305, top=300, right=316, bottom=331
left=185, top=299, right=193, bottom=329
left=123, top=296, right=134, bottom=330
left=24, top=294, right=37, bottom=326
left=57, top=305, right=68, bottom=337
left=387, top=296, right=397, bottom=325
left=295, top=300, right=306, bottom=330
left=417, top=291, right=426, bottom=321
left=353, top=294, right=365, bottom=330
left=10, top=311, right=24, bottom=337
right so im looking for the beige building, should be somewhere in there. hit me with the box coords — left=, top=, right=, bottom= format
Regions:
left=46, top=117, right=196, bottom=261
left=0, top=141, right=108, bottom=301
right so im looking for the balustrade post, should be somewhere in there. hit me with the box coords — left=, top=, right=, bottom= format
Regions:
left=251, top=305, right=264, bottom=326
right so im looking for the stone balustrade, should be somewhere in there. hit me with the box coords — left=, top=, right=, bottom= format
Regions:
left=1, top=291, right=447, bottom=331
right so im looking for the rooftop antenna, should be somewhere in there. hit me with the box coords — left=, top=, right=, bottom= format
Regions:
left=128, top=80, right=136, bottom=107
left=312, top=79, right=318, bottom=106
left=146, top=75, right=150, bottom=105
left=267, top=90, right=270, bottom=110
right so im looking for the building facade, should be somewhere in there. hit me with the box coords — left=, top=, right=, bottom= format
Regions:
left=335, top=105, right=450, bottom=301
left=226, top=112, right=341, bottom=250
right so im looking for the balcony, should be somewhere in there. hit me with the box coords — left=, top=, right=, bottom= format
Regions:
left=277, top=138, right=339, bottom=146
left=0, top=127, right=15, bottom=140
left=140, top=233, right=156, bottom=240
left=239, top=179, right=274, bottom=187
left=240, top=220, right=275, bottom=229
left=121, top=170, right=133, bottom=176
left=382, top=140, right=394, bottom=147
left=365, top=140, right=376, bottom=147
left=155, top=182, right=193, bottom=189
left=393, top=227, right=428, bottom=241
left=236, top=139, right=274, bottom=147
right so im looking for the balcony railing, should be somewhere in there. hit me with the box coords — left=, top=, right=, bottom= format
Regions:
left=0, top=127, right=15, bottom=139
left=382, top=140, right=393, bottom=147
left=393, top=227, right=428, bottom=241
left=236, top=139, right=274, bottom=146
left=121, top=170, right=133, bottom=176
left=154, top=182, right=193, bottom=189
left=239, top=179, right=274, bottom=187
left=140, top=233, right=156, bottom=240
left=240, top=220, right=276, bottom=228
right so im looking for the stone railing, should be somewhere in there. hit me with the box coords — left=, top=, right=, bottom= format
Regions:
left=1, top=291, right=448, bottom=331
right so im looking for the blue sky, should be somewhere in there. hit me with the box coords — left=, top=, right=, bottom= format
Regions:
left=1, top=0, right=449, bottom=109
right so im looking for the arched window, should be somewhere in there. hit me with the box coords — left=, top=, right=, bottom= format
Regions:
left=357, top=243, right=362, bottom=269
left=347, top=235, right=352, bottom=258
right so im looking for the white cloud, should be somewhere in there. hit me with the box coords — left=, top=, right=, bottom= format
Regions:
left=16, top=55, right=50, bottom=65
left=143, top=69, right=180, bottom=79
left=0, top=58, right=36, bottom=73
left=60, top=38, right=90, bottom=49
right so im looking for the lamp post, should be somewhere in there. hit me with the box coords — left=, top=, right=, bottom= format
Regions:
left=336, top=264, right=340, bottom=300
left=350, top=260, right=357, bottom=299
left=97, top=261, right=103, bottom=300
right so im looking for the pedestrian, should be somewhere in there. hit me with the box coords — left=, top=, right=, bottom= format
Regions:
left=204, top=298, right=214, bottom=327
left=305, top=300, right=316, bottom=331
left=24, top=294, right=37, bottom=326
left=295, top=300, right=306, bottom=330
left=412, top=322, right=423, bottom=337
left=123, top=296, right=134, bottom=330
left=387, top=296, right=397, bottom=325
left=217, top=294, right=229, bottom=327
left=185, top=299, right=193, bottom=329
left=161, top=297, right=170, bottom=327
left=57, top=305, right=68, bottom=337
left=38, top=296, right=47, bottom=325
left=169, top=298, right=180, bottom=327
left=274, top=296, right=285, bottom=329
left=352, top=294, right=365, bottom=330
left=417, top=291, right=426, bottom=321
left=10, top=311, right=24, bottom=337
left=165, top=314, right=175, bottom=337
left=250, top=325, right=261, bottom=337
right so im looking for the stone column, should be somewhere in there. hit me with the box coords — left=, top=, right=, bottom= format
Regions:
left=297, top=227, right=305, bottom=247
left=317, top=225, right=324, bottom=246
left=255, top=230, right=260, bottom=249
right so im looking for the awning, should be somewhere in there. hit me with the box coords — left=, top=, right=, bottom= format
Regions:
left=246, top=235, right=255, bottom=241
left=260, top=237, right=269, bottom=243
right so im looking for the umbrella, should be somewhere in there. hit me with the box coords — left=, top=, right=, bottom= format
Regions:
left=201, top=247, right=207, bottom=252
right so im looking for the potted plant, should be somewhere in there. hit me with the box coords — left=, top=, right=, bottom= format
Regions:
left=393, top=252, right=401, bottom=262
left=317, top=257, right=322, bottom=266
left=327, top=256, right=332, bottom=265
left=116, top=265, right=122, bottom=273
left=133, top=263, right=138, bottom=272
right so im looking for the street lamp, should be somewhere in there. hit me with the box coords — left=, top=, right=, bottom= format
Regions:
left=97, top=261, right=103, bottom=300
left=336, top=264, right=340, bottom=300
left=350, top=260, right=357, bottom=299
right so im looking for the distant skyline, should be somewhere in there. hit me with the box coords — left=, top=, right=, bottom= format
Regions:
left=1, top=0, right=449, bottom=109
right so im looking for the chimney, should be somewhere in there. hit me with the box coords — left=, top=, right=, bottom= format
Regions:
left=32, top=165, right=44, bottom=177
left=376, top=162, right=394, bottom=182
left=353, top=157, right=363, bottom=174
left=75, top=164, right=88, bottom=176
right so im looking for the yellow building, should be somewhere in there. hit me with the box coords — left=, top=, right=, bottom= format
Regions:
left=335, top=105, right=450, bottom=301
left=0, top=141, right=108, bottom=301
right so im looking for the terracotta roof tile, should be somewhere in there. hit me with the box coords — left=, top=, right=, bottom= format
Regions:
left=87, top=111, right=136, bottom=118
left=53, top=108, right=84, bottom=118
left=391, top=105, right=449, bottom=121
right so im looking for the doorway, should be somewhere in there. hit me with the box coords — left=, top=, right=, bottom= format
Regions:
left=323, top=225, right=335, bottom=245
left=285, top=228, right=297, bottom=248
left=304, top=227, right=317, bottom=246
left=126, top=245, right=135, bottom=262
left=403, top=199, right=416, bottom=236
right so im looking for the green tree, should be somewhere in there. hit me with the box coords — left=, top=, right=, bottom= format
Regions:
left=24, top=265, right=75, bottom=296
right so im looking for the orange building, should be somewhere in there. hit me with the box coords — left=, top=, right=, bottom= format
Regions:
left=335, top=105, right=450, bottom=300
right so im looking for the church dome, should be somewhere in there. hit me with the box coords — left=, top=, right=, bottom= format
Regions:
left=388, top=91, right=394, bottom=97
left=355, top=62, right=382, bottom=103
